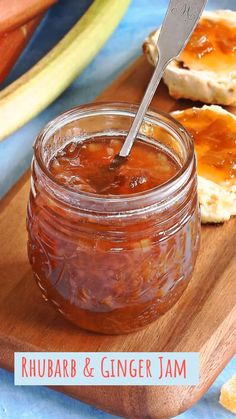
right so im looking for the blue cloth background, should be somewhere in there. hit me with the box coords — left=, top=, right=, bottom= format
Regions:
left=0, top=0, right=235, bottom=417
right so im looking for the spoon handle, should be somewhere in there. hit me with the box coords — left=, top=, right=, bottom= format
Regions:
left=118, top=0, right=207, bottom=158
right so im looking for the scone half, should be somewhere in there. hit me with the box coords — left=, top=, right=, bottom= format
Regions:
left=172, top=105, right=236, bottom=223
left=143, top=10, right=236, bottom=106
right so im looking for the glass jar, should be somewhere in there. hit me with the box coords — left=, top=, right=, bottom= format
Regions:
left=27, top=103, right=200, bottom=334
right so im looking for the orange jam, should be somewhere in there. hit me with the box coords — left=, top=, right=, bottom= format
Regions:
left=27, top=104, right=200, bottom=334
left=174, top=107, right=236, bottom=185
left=49, top=136, right=179, bottom=195
left=180, top=17, right=236, bottom=72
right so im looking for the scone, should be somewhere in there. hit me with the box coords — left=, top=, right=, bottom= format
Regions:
left=220, top=374, right=236, bottom=414
left=143, top=10, right=236, bottom=106
left=172, top=105, right=236, bottom=223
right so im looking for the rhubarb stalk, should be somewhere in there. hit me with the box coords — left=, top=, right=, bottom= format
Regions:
left=0, top=16, right=43, bottom=84
left=0, top=0, right=57, bottom=33
left=0, top=0, right=131, bottom=141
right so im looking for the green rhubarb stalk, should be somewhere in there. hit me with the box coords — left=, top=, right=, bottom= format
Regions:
left=0, top=0, right=131, bottom=141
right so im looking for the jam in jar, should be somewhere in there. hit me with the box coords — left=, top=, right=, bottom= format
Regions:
left=27, top=103, right=200, bottom=334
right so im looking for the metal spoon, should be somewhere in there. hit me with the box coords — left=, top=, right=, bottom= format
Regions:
left=112, top=0, right=207, bottom=167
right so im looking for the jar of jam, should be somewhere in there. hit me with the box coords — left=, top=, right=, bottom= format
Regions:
left=27, top=103, right=200, bottom=334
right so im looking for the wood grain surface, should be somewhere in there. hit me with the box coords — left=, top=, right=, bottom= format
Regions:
left=0, top=56, right=236, bottom=419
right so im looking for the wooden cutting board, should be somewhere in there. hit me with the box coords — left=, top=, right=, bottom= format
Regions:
left=0, top=56, right=236, bottom=419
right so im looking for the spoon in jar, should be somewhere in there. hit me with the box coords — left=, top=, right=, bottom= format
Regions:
left=111, top=0, right=207, bottom=169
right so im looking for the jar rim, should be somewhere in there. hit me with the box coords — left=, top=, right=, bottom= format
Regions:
left=33, top=102, right=195, bottom=212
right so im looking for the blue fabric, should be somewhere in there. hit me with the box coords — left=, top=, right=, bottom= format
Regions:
left=0, top=0, right=235, bottom=417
